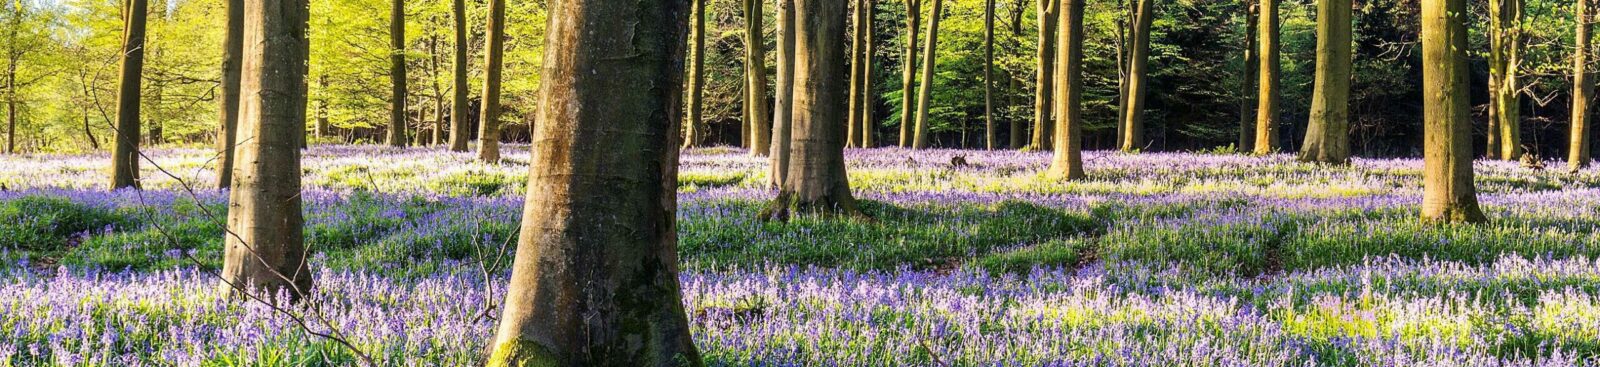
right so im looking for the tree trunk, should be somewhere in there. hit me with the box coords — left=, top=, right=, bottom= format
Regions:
left=1047, top=0, right=1085, bottom=180
left=978, top=0, right=995, bottom=149
left=1253, top=0, right=1281, bottom=155
left=1419, top=0, right=1487, bottom=223
left=771, top=0, right=796, bottom=187
left=847, top=0, right=869, bottom=148
left=110, top=0, right=148, bottom=190
left=1030, top=0, right=1056, bottom=150
left=1488, top=0, right=1524, bottom=160
left=898, top=0, right=922, bottom=147
left=745, top=0, right=772, bottom=156
left=314, top=74, right=330, bottom=138
left=216, top=0, right=244, bottom=188
left=478, top=0, right=505, bottom=162
left=911, top=0, right=943, bottom=149
left=861, top=1, right=876, bottom=148
left=221, top=0, right=313, bottom=301
left=1239, top=3, right=1257, bottom=152
left=764, top=0, right=859, bottom=219
left=1298, top=0, right=1351, bottom=164
left=685, top=0, right=707, bottom=149
left=449, top=0, right=470, bottom=152
left=1572, top=0, right=1595, bottom=171
left=1118, top=0, right=1152, bottom=152
left=83, top=111, right=100, bottom=150
left=1008, top=0, right=1025, bottom=149
left=5, top=69, right=15, bottom=154
left=428, top=32, right=445, bottom=146
left=484, top=1, right=701, bottom=364
left=386, top=0, right=407, bottom=147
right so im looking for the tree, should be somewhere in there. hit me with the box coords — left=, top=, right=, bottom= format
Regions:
left=983, top=0, right=996, bottom=149
left=685, top=0, right=707, bottom=149
left=110, top=0, right=149, bottom=190
left=1008, top=0, right=1026, bottom=149
left=911, top=0, right=943, bottom=149
left=478, top=0, right=505, bottom=162
left=483, top=0, right=701, bottom=364
left=1047, top=0, right=1085, bottom=179
left=448, top=0, right=469, bottom=152
left=847, top=0, right=869, bottom=148
left=1253, top=0, right=1281, bottom=155
left=1238, top=3, right=1256, bottom=152
left=861, top=1, right=876, bottom=147
left=1419, top=0, right=1487, bottom=222
left=898, top=0, right=922, bottom=147
left=1118, top=0, right=1153, bottom=152
left=772, top=0, right=796, bottom=187
left=764, top=0, right=859, bottom=219
left=1572, top=0, right=1595, bottom=171
left=1030, top=0, right=1057, bottom=150
left=745, top=0, right=771, bottom=156
left=1487, top=0, right=1525, bottom=160
left=386, top=0, right=407, bottom=147
left=1298, top=0, right=1352, bottom=164
left=220, top=0, right=313, bottom=300
left=216, top=0, right=244, bottom=189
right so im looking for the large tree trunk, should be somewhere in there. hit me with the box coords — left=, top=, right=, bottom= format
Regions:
left=847, top=0, right=869, bottom=148
left=1118, top=0, right=1152, bottom=152
left=484, top=1, right=701, bottom=364
left=221, top=0, right=312, bottom=301
left=1253, top=0, right=1281, bottom=155
left=982, top=0, right=996, bottom=149
left=685, top=0, right=707, bottom=149
left=745, top=0, right=772, bottom=156
left=765, top=0, right=859, bottom=219
left=216, top=0, right=244, bottom=188
left=1030, top=0, right=1056, bottom=150
left=898, top=0, right=922, bottom=147
left=478, top=0, right=505, bottom=163
left=110, top=0, right=148, bottom=190
left=386, top=0, right=407, bottom=147
left=1572, top=0, right=1595, bottom=171
left=861, top=1, right=876, bottom=147
left=1420, top=0, right=1487, bottom=223
left=1488, top=0, right=1524, bottom=160
left=449, top=0, right=470, bottom=152
left=1047, top=0, right=1085, bottom=180
left=911, top=0, right=943, bottom=149
left=771, top=0, right=796, bottom=187
left=1298, top=0, right=1351, bottom=164
left=1239, top=3, right=1257, bottom=152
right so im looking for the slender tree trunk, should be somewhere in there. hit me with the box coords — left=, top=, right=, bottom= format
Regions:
left=771, top=0, right=795, bottom=187
left=1007, top=0, right=1025, bottom=149
left=861, top=1, right=876, bottom=147
left=449, top=0, right=470, bottom=152
left=765, top=0, right=859, bottom=219
left=898, top=0, right=922, bottom=147
left=110, top=0, right=148, bottom=190
left=314, top=74, right=330, bottom=138
left=1299, top=0, right=1352, bottom=163
left=428, top=32, right=445, bottom=146
left=1488, top=0, right=1524, bottom=160
left=216, top=0, right=244, bottom=188
left=1118, top=0, right=1152, bottom=152
left=1239, top=3, right=1257, bottom=152
left=484, top=1, right=702, bottom=364
left=1047, top=0, right=1085, bottom=180
left=1420, top=0, right=1487, bottom=223
left=980, top=0, right=996, bottom=149
left=685, top=0, right=707, bottom=149
left=847, top=0, right=869, bottom=148
left=1030, top=0, right=1056, bottom=150
left=1253, top=0, right=1281, bottom=155
left=5, top=70, right=14, bottom=154
left=83, top=111, right=100, bottom=150
left=911, top=0, right=943, bottom=149
left=1572, top=0, right=1595, bottom=171
left=478, top=0, right=505, bottom=162
left=745, top=0, right=772, bottom=156
left=386, top=0, right=407, bottom=147
left=221, top=0, right=313, bottom=301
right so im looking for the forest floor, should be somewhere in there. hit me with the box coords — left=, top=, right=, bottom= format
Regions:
left=4, top=145, right=1600, bottom=366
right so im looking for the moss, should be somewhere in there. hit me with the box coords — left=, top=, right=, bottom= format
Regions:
left=485, top=338, right=561, bottom=367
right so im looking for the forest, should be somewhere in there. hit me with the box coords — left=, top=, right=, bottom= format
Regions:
left=1, top=0, right=1600, bottom=365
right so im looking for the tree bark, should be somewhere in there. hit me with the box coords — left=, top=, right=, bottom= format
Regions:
left=1030, top=0, right=1056, bottom=150
left=5, top=64, right=15, bottom=154
left=764, top=0, right=859, bottom=219
left=221, top=0, right=313, bottom=301
left=847, top=0, right=869, bottom=148
left=911, top=0, right=943, bottom=149
left=861, top=1, right=876, bottom=148
left=981, top=0, right=996, bottom=149
left=314, top=74, right=330, bottom=138
left=216, top=0, right=244, bottom=188
left=428, top=32, right=445, bottom=146
left=745, top=0, right=772, bottom=156
left=83, top=111, right=100, bottom=150
left=685, top=0, right=707, bottom=149
left=478, top=0, right=505, bottom=162
left=1488, top=0, right=1524, bottom=160
left=1239, top=3, right=1257, bottom=152
left=484, top=1, right=702, bottom=365
left=1420, top=0, right=1487, bottom=223
left=1572, top=0, right=1595, bottom=171
left=449, top=0, right=470, bottom=152
left=1047, top=0, right=1085, bottom=180
left=898, top=0, right=922, bottom=147
left=1298, top=0, right=1352, bottom=164
left=386, top=0, right=407, bottom=147
left=771, top=0, right=796, bottom=187
left=1253, top=0, right=1281, bottom=155
left=1118, top=0, right=1153, bottom=152
left=110, top=0, right=148, bottom=190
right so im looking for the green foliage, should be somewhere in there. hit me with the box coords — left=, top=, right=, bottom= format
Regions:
left=0, top=195, right=130, bottom=252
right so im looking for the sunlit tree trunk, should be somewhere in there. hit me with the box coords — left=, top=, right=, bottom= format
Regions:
left=861, top=1, right=876, bottom=147
left=1420, top=0, right=1487, bottom=223
left=449, top=0, right=470, bottom=152
left=484, top=1, right=702, bottom=364
left=1488, top=0, right=1524, bottom=160
left=745, top=0, right=771, bottom=156
left=1118, top=0, right=1152, bottom=152
left=1047, top=0, right=1085, bottom=180
left=1299, top=0, right=1351, bottom=163
left=685, top=0, right=707, bottom=149
left=314, top=75, right=329, bottom=138
left=1239, top=3, right=1257, bottom=152
left=898, top=0, right=922, bottom=147
left=982, top=0, right=996, bottom=149
left=428, top=32, right=445, bottom=146
left=215, top=0, right=243, bottom=188
left=1030, top=0, right=1056, bottom=150
left=110, top=0, right=148, bottom=190
left=386, top=0, right=407, bottom=147
left=1572, top=0, right=1595, bottom=171
left=477, top=0, right=505, bottom=162
left=771, top=0, right=795, bottom=187
left=847, top=0, right=869, bottom=147
left=764, top=0, right=860, bottom=219
left=911, top=0, right=943, bottom=149
left=1253, top=0, right=1281, bottom=155
left=221, top=0, right=313, bottom=301
left=1008, top=0, right=1025, bottom=149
